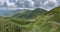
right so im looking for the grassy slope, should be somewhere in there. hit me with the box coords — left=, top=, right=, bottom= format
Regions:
left=0, top=7, right=60, bottom=32
left=6, top=8, right=47, bottom=25
left=31, top=6, right=60, bottom=32
left=20, top=6, right=60, bottom=32
left=0, top=17, right=22, bottom=32
left=5, top=8, right=47, bottom=32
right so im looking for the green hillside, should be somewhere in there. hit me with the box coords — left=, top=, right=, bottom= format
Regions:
left=30, top=6, right=60, bottom=32
left=0, top=7, right=60, bottom=32
left=13, top=8, right=47, bottom=19
left=0, top=17, right=22, bottom=32
left=19, top=6, right=60, bottom=32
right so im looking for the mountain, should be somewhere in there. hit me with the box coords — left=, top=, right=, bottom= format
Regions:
left=0, top=6, right=60, bottom=32
left=44, top=6, right=60, bottom=23
left=0, top=9, right=33, bottom=17
left=13, top=8, right=47, bottom=19
left=31, top=6, right=60, bottom=32
left=9, top=6, right=60, bottom=32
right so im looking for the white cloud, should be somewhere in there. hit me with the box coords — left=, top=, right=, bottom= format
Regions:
left=15, top=0, right=18, bottom=2
left=49, top=0, right=58, bottom=6
left=44, top=0, right=58, bottom=6
left=0, top=0, right=59, bottom=10
left=0, top=0, right=6, bottom=6
left=44, top=1, right=48, bottom=5
left=49, top=0, right=57, bottom=2
left=6, top=0, right=17, bottom=7
left=27, top=0, right=35, bottom=7
left=41, top=0, right=58, bottom=10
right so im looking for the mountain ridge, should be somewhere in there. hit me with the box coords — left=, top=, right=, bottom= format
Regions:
left=0, top=6, right=60, bottom=32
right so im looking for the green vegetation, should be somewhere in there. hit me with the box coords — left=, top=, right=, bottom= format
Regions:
left=0, top=6, right=60, bottom=32
left=13, top=8, right=47, bottom=19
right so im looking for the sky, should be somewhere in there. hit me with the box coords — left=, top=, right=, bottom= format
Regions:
left=0, top=0, right=60, bottom=17
left=0, top=0, right=60, bottom=10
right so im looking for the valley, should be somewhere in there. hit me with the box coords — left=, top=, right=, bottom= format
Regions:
left=0, top=6, right=60, bottom=32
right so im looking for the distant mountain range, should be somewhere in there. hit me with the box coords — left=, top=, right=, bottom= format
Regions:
left=0, top=8, right=47, bottom=17
left=13, top=8, right=47, bottom=19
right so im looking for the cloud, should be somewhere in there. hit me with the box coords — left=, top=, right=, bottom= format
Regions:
left=0, top=0, right=5, bottom=6
left=41, top=0, right=58, bottom=10
left=44, top=0, right=58, bottom=7
left=6, top=0, right=17, bottom=7
left=0, top=0, right=59, bottom=10
left=57, top=0, right=60, bottom=5
left=27, top=0, right=35, bottom=7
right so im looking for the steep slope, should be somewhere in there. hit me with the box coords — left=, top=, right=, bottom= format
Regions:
left=30, top=6, right=60, bottom=32
left=47, top=6, right=60, bottom=23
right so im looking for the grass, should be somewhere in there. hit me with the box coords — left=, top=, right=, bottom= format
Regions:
left=0, top=7, right=60, bottom=32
